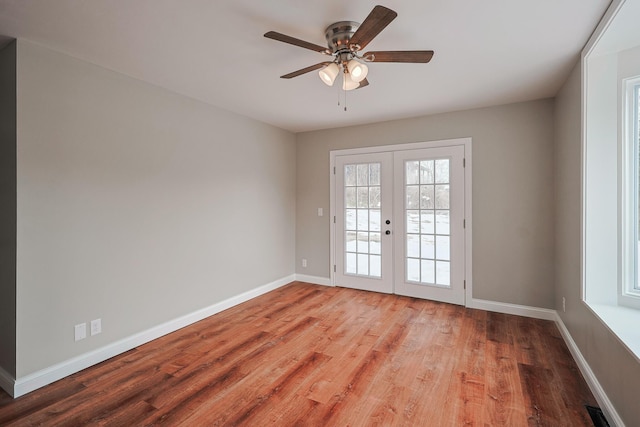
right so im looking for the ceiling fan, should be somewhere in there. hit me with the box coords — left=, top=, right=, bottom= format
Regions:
left=264, top=5, right=434, bottom=91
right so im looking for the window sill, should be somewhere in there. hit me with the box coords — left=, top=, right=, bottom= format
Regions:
left=584, top=301, right=640, bottom=363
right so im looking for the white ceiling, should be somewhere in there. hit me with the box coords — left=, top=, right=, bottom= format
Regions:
left=0, top=0, right=611, bottom=133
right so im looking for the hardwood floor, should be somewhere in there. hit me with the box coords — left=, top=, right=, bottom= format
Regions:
left=0, top=282, right=598, bottom=426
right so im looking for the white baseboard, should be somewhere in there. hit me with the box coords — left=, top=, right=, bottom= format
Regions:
left=0, top=366, right=14, bottom=397
left=295, top=274, right=332, bottom=287
left=467, top=298, right=557, bottom=320
left=11, top=274, right=295, bottom=398
left=555, top=314, right=625, bottom=427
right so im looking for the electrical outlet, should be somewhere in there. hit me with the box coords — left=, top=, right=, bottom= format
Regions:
left=302, top=258, right=308, bottom=268
left=91, top=318, right=102, bottom=336
left=74, top=323, right=87, bottom=341
left=562, top=297, right=566, bottom=313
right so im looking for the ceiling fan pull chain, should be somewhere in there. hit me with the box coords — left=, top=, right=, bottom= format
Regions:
left=343, top=71, right=348, bottom=112
left=337, top=75, right=341, bottom=108
left=344, top=89, right=348, bottom=112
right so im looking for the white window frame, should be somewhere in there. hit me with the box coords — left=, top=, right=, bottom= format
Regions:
left=581, top=0, right=640, bottom=364
left=620, top=76, right=640, bottom=309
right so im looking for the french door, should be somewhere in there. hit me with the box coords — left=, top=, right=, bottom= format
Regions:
left=333, top=144, right=467, bottom=305
left=335, top=153, right=394, bottom=294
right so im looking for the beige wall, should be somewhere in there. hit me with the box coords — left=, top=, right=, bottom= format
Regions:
left=15, top=40, right=296, bottom=377
left=296, top=99, right=555, bottom=308
left=0, top=40, right=16, bottom=378
left=555, top=61, right=640, bottom=426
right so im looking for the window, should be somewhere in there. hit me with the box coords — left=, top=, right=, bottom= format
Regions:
left=621, top=76, right=640, bottom=307
left=581, top=0, right=640, bottom=359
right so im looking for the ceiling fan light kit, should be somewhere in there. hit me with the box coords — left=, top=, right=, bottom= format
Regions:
left=264, top=5, right=434, bottom=96
left=346, top=59, right=368, bottom=83
left=319, top=62, right=340, bottom=86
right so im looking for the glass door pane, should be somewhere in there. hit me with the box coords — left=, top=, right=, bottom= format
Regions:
left=404, top=159, right=451, bottom=286
left=344, top=162, right=382, bottom=278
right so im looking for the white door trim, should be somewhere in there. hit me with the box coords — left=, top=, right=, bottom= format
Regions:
left=330, top=137, right=473, bottom=305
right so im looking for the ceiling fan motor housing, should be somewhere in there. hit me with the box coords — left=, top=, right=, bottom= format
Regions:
left=324, top=21, right=360, bottom=55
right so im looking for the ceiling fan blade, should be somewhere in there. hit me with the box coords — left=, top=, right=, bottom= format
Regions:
left=264, top=31, right=330, bottom=54
left=280, top=62, right=332, bottom=79
left=356, top=78, right=369, bottom=89
left=349, top=5, right=398, bottom=51
left=364, top=50, right=434, bottom=63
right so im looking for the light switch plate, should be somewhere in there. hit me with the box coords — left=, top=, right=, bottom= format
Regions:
left=75, top=323, right=87, bottom=341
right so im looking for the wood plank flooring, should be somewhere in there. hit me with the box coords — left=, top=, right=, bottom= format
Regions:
left=0, top=282, right=599, bottom=426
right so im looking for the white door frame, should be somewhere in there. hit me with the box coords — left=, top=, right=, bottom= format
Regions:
left=330, top=137, right=473, bottom=306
